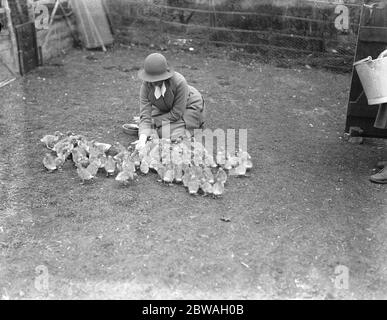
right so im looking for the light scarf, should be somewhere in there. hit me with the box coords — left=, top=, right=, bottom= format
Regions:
left=154, top=82, right=166, bottom=99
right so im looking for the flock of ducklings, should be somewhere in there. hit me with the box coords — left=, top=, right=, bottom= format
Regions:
left=41, top=131, right=252, bottom=197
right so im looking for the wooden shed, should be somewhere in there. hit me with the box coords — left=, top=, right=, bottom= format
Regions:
left=0, top=0, right=77, bottom=79
left=0, top=0, right=19, bottom=83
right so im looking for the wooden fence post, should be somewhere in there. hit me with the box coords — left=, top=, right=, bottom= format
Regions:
left=208, top=0, right=216, bottom=49
left=209, top=0, right=216, bottom=28
left=3, top=0, right=20, bottom=74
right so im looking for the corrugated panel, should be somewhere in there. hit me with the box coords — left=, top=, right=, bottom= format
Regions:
left=71, top=0, right=113, bottom=49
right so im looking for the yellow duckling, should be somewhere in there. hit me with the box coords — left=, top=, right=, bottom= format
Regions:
left=203, top=167, right=215, bottom=184
left=235, top=163, right=247, bottom=176
left=200, top=179, right=213, bottom=196
left=43, top=153, right=58, bottom=172
left=96, top=153, right=107, bottom=169
left=216, top=149, right=226, bottom=166
left=224, top=157, right=233, bottom=170
left=55, top=153, right=66, bottom=170
left=94, top=142, right=111, bottom=153
left=215, top=167, right=227, bottom=184
left=242, top=158, right=253, bottom=170
left=115, top=169, right=135, bottom=185
left=187, top=174, right=200, bottom=195
left=122, top=155, right=136, bottom=173
left=86, top=160, right=100, bottom=177
left=76, top=164, right=94, bottom=184
left=131, top=150, right=141, bottom=167
left=191, top=165, right=204, bottom=181
left=104, top=155, right=116, bottom=177
left=155, top=163, right=166, bottom=181
left=174, top=164, right=183, bottom=183
left=163, top=165, right=174, bottom=184
left=204, top=154, right=217, bottom=168
left=182, top=165, right=192, bottom=187
left=53, top=139, right=74, bottom=157
left=212, top=180, right=224, bottom=197
left=40, top=131, right=63, bottom=149
left=71, top=147, right=88, bottom=166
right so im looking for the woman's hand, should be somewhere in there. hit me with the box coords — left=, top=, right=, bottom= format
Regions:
left=134, top=134, right=148, bottom=150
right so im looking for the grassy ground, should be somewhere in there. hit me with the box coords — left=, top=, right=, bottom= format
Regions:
left=0, top=45, right=386, bottom=299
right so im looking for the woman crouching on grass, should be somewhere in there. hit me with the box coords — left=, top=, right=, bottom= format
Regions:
left=135, top=53, right=206, bottom=150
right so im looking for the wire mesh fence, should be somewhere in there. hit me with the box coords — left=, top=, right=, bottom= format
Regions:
left=106, top=0, right=365, bottom=72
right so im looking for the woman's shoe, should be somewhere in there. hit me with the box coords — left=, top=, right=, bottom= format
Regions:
left=370, top=166, right=387, bottom=184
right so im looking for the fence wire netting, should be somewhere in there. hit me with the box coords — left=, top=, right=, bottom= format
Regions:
left=106, top=0, right=365, bottom=72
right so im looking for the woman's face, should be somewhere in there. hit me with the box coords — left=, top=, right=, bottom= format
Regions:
left=151, top=81, right=164, bottom=87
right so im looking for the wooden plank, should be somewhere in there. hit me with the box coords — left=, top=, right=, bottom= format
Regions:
left=0, top=55, right=16, bottom=76
left=0, top=59, right=12, bottom=82
left=3, top=0, right=19, bottom=75
left=0, top=77, right=16, bottom=88
left=15, top=20, right=36, bottom=28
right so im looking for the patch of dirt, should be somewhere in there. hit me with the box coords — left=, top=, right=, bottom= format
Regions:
left=0, top=46, right=386, bottom=299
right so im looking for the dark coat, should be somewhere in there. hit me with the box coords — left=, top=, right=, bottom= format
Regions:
left=139, top=71, right=204, bottom=137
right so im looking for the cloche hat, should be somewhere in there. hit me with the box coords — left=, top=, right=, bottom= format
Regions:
left=138, top=53, right=174, bottom=82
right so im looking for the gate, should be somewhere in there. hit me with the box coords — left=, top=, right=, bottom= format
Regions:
left=14, top=21, right=39, bottom=75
